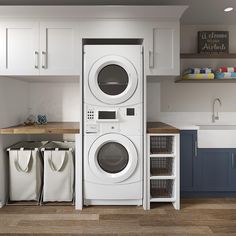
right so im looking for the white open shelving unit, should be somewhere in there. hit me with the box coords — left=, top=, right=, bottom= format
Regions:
left=146, top=133, right=180, bottom=210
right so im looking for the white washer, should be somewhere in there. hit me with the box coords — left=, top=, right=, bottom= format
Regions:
left=84, top=44, right=143, bottom=106
left=83, top=43, right=143, bottom=206
left=84, top=133, right=142, bottom=205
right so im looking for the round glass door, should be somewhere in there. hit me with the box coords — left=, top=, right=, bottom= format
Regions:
left=88, top=55, right=138, bottom=105
left=97, top=142, right=129, bottom=173
left=97, top=65, right=129, bottom=96
left=88, top=134, right=138, bottom=183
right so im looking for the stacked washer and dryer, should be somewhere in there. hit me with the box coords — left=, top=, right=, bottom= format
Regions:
left=83, top=42, right=143, bottom=206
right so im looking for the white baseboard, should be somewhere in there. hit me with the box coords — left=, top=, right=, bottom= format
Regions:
left=0, top=201, right=4, bottom=208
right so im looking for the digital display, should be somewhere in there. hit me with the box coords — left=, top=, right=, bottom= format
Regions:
left=98, top=111, right=116, bottom=119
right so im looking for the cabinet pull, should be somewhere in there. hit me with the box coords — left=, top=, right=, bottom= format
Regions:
left=194, top=140, right=198, bottom=157
left=232, top=153, right=235, bottom=169
left=42, top=51, right=47, bottom=69
left=34, top=51, right=39, bottom=69
left=149, top=50, right=154, bottom=68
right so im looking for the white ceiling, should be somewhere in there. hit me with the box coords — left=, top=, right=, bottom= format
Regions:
left=0, top=0, right=235, bottom=25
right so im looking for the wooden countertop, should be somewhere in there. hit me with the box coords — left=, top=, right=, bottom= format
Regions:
left=1, top=121, right=178, bottom=134
left=0, top=122, right=80, bottom=134
left=147, top=122, right=179, bottom=134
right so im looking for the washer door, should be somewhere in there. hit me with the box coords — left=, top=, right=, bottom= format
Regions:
left=88, top=134, right=138, bottom=183
left=88, top=55, right=138, bottom=105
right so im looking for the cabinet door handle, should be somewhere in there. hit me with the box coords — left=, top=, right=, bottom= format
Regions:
left=34, top=51, right=39, bottom=69
left=232, top=153, right=235, bottom=169
left=194, top=140, right=198, bottom=157
left=149, top=50, right=154, bottom=69
left=42, top=51, right=47, bottom=69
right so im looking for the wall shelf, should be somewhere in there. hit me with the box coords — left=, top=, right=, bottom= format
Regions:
left=180, top=53, right=236, bottom=59
left=0, top=122, right=80, bottom=134
left=175, top=79, right=236, bottom=83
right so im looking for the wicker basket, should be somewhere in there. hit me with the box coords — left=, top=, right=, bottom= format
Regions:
left=150, top=179, right=173, bottom=198
left=150, top=157, right=173, bottom=176
left=150, top=136, right=174, bottom=154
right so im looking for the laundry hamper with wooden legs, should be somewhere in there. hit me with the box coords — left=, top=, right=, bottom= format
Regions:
left=7, top=141, right=46, bottom=202
left=41, top=141, right=75, bottom=203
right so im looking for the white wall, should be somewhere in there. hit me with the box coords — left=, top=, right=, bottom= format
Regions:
left=147, top=24, right=236, bottom=125
left=147, top=81, right=161, bottom=121
left=29, top=82, right=80, bottom=122
left=0, top=78, right=28, bottom=206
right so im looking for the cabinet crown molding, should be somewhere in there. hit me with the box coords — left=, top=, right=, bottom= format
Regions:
left=0, top=6, right=188, bottom=19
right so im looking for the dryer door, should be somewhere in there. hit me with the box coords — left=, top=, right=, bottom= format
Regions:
left=88, top=134, right=138, bottom=183
left=88, top=55, right=138, bottom=105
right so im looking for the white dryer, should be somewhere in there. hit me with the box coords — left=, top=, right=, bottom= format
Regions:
left=84, top=44, right=143, bottom=106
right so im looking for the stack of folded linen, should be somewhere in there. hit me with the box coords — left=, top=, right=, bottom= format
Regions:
left=215, top=67, right=236, bottom=79
left=183, top=68, right=215, bottom=80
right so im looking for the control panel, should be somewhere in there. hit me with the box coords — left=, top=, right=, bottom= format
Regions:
left=85, top=104, right=141, bottom=135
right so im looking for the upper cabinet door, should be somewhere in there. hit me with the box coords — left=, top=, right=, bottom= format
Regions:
left=147, top=22, right=180, bottom=76
left=40, top=22, right=79, bottom=76
left=0, top=22, right=39, bottom=76
left=0, top=24, right=4, bottom=74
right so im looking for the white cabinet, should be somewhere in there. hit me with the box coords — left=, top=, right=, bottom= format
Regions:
left=0, top=22, right=79, bottom=76
left=0, top=22, right=39, bottom=76
left=40, top=22, right=79, bottom=76
left=147, top=22, right=180, bottom=76
left=0, top=20, right=179, bottom=77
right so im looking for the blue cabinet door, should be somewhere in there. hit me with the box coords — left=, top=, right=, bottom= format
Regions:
left=197, top=149, right=231, bottom=191
left=229, top=151, right=236, bottom=189
left=180, top=130, right=197, bottom=191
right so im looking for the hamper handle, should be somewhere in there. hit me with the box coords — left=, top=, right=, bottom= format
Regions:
left=14, top=150, right=32, bottom=173
left=48, top=151, right=67, bottom=172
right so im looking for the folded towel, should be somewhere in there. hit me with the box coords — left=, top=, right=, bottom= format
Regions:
left=215, top=72, right=236, bottom=79
left=219, top=67, right=236, bottom=73
left=183, top=73, right=215, bottom=80
left=184, top=68, right=213, bottom=75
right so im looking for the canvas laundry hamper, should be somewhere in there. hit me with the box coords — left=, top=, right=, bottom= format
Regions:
left=41, top=141, right=75, bottom=202
left=7, top=141, right=46, bottom=202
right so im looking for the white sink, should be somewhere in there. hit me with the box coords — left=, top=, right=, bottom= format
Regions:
left=197, top=124, right=236, bottom=148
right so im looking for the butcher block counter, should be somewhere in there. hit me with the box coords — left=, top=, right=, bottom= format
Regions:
left=147, top=122, right=179, bottom=134
left=0, top=122, right=80, bottom=134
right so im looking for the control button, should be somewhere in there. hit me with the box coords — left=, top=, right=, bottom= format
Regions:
left=87, top=109, right=94, bottom=120
left=86, top=124, right=98, bottom=133
left=127, top=108, right=135, bottom=116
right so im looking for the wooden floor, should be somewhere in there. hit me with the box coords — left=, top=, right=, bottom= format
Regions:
left=1, top=198, right=236, bottom=235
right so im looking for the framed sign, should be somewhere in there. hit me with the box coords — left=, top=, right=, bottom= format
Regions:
left=198, top=31, right=229, bottom=54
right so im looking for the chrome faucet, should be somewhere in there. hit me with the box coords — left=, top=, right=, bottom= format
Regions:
left=212, top=98, right=222, bottom=123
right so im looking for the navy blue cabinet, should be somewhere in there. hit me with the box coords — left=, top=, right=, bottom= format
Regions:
left=180, top=130, right=197, bottom=192
left=197, top=149, right=231, bottom=191
left=229, top=152, right=236, bottom=189
left=180, top=130, right=236, bottom=196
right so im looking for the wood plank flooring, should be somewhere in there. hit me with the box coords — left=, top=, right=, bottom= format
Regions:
left=0, top=198, right=236, bottom=235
